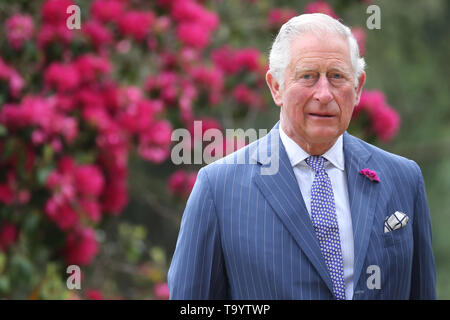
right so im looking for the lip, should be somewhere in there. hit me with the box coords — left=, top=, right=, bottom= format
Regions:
left=307, top=113, right=336, bottom=118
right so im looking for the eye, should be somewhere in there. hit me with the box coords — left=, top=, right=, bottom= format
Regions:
left=298, top=72, right=317, bottom=84
left=331, top=73, right=342, bottom=79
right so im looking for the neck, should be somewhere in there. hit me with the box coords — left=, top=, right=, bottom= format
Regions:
left=280, top=121, right=337, bottom=156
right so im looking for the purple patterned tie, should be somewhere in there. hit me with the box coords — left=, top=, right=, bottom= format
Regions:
left=306, top=155, right=346, bottom=300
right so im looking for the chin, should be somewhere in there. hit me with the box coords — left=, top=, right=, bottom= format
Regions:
left=307, top=128, right=341, bottom=143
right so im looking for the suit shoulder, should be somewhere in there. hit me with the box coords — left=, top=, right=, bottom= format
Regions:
left=352, top=134, right=417, bottom=167
left=198, top=137, right=261, bottom=177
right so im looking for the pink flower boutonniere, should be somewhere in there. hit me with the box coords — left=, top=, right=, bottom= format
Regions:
left=360, top=168, right=380, bottom=182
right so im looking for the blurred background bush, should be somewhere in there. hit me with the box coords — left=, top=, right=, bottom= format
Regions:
left=0, top=0, right=448, bottom=299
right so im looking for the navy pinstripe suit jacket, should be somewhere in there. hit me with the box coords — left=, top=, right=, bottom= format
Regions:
left=168, top=122, right=436, bottom=299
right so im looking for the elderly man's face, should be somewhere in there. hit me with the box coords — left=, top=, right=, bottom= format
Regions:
left=267, top=32, right=365, bottom=152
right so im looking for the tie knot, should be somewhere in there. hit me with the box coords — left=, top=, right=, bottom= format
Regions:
left=306, top=155, right=325, bottom=173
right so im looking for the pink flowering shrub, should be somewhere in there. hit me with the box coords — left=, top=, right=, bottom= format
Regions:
left=0, top=0, right=399, bottom=299
left=353, top=90, right=400, bottom=143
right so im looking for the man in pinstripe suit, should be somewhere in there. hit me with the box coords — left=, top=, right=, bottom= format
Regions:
left=168, top=13, right=436, bottom=299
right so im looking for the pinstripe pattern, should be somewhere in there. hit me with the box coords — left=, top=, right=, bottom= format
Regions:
left=168, top=122, right=436, bottom=300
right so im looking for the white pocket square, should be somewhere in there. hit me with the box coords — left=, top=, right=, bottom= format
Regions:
left=384, top=211, right=409, bottom=233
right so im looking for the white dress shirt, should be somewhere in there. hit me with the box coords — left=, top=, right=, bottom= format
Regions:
left=279, top=127, right=355, bottom=300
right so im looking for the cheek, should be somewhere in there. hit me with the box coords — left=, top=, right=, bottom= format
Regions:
left=337, top=88, right=357, bottom=118
left=283, top=86, right=311, bottom=114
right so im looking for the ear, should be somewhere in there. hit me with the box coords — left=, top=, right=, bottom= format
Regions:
left=266, top=70, right=283, bottom=107
left=354, top=71, right=366, bottom=105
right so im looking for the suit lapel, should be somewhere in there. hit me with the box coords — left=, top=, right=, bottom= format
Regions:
left=343, top=132, right=381, bottom=290
left=251, top=123, right=334, bottom=294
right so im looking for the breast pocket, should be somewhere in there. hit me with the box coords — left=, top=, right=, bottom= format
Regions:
left=382, top=222, right=413, bottom=248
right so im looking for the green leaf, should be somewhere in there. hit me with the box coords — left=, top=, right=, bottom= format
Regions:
left=42, top=144, right=54, bottom=164
left=0, top=252, right=6, bottom=275
left=37, top=167, right=54, bottom=186
left=149, top=247, right=166, bottom=266
left=0, top=276, right=10, bottom=294
left=0, top=124, right=7, bottom=137
left=1, top=138, right=16, bottom=161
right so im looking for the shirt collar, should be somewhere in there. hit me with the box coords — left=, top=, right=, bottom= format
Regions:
left=279, top=126, right=345, bottom=171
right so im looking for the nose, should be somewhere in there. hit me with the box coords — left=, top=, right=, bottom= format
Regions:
left=313, top=74, right=333, bottom=105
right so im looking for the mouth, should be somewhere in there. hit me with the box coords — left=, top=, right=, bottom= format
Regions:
left=308, top=113, right=336, bottom=118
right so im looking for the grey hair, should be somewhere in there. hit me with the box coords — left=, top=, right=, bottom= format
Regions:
left=268, top=13, right=365, bottom=88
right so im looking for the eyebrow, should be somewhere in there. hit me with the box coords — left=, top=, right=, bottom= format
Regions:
left=293, top=66, right=352, bottom=78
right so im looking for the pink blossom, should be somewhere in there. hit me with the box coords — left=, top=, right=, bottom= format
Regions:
left=371, top=105, right=400, bottom=143
left=354, top=90, right=400, bottom=142
left=118, top=99, right=162, bottom=134
left=176, top=22, right=211, bottom=48
left=77, top=87, right=106, bottom=109
left=55, top=93, right=77, bottom=112
left=0, top=58, right=24, bottom=98
left=154, top=283, right=170, bottom=300
left=45, top=199, right=79, bottom=230
left=157, top=51, right=178, bottom=70
left=7, top=70, right=25, bottom=98
left=50, top=137, right=63, bottom=152
left=43, top=157, right=100, bottom=230
left=42, top=0, right=75, bottom=26
left=75, top=54, right=112, bottom=83
left=179, top=47, right=200, bottom=66
left=168, top=170, right=197, bottom=198
left=64, top=227, right=99, bottom=265
left=0, top=185, right=15, bottom=205
left=91, top=0, right=125, bottom=23
left=2, top=95, right=79, bottom=144
left=86, top=289, right=104, bottom=300
left=37, top=24, right=74, bottom=47
left=0, top=222, right=18, bottom=251
left=115, top=39, right=131, bottom=54
left=118, top=11, right=155, bottom=41
left=79, top=199, right=102, bottom=223
left=139, top=145, right=170, bottom=164
left=59, top=117, right=79, bottom=143
left=44, top=63, right=80, bottom=92
left=211, top=46, right=239, bottom=74
left=145, top=72, right=177, bottom=93
left=83, top=20, right=113, bottom=48
left=235, top=48, right=261, bottom=72
left=352, top=27, right=366, bottom=56
left=212, top=46, right=262, bottom=74
left=145, top=71, right=181, bottom=105
left=120, top=86, right=143, bottom=106
left=74, top=165, right=105, bottom=197
left=153, top=16, right=172, bottom=34
left=138, top=120, right=173, bottom=163
left=17, top=190, right=31, bottom=205
left=188, top=117, right=222, bottom=138
left=83, top=108, right=111, bottom=133
left=102, top=83, right=121, bottom=111
left=268, top=8, right=298, bottom=29
left=5, top=14, right=34, bottom=50
left=171, top=0, right=219, bottom=31
left=31, top=130, right=46, bottom=145
left=101, top=180, right=128, bottom=214
left=232, top=84, right=264, bottom=109
left=359, top=168, right=380, bottom=182
left=304, top=1, right=339, bottom=19
left=190, top=66, right=224, bottom=93
left=148, top=120, right=173, bottom=145
left=354, top=90, right=387, bottom=117
left=0, top=104, right=28, bottom=130
left=59, top=156, right=76, bottom=174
